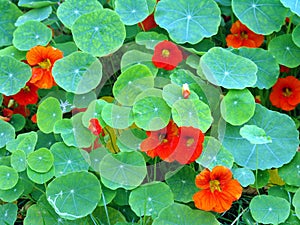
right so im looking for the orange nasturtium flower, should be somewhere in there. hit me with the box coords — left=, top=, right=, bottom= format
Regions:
left=26, top=45, right=63, bottom=89
left=193, top=166, right=242, bottom=213
left=226, top=20, right=264, bottom=48
left=269, top=76, right=300, bottom=111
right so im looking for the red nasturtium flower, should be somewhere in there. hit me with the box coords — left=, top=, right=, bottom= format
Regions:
left=193, top=166, right=243, bottom=213
left=226, top=20, right=264, bottom=48
left=269, top=76, right=300, bottom=111
left=89, top=118, right=103, bottom=136
left=26, top=45, right=63, bottom=89
left=140, top=120, right=179, bottom=160
left=12, top=82, right=39, bottom=106
left=140, top=121, right=204, bottom=164
left=152, top=40, right=183, bottom=70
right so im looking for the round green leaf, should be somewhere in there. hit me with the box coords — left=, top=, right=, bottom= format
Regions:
left=221, top=104, right=299, bottom=170
left=200, top=47, right=257, bottom=89
left=292, top=25, right=300, bottom=48
left=197, top=137, right=234, bottom=170
left=155, top=0, right=221, bottom=44
left=0, top=56, right=31, bottom=96
left=120, top=50, right=158, bottom=75
left=152, top=203, right=219, bottom=225
left=0, top=1, right=22, bottom=47
left=0, top=180, right=24, bottom=202
left=162, top=83, right=199, bottom=107
left=0, top=46, right=26, bottom=60
left=117, top=128, right=147, bottom=152
left=56, top=113, right=93, bottom=148
left=278, top=152, right=300, bottom=187
left=133, top=96, right=171, bottom=131
left=268, top=34, right=300, bottom=68
left=13, top=21, right=52, bottom=51
left=93, top=206, right=127, bottom=224
left=221, top=89, right=255, bottom=126
left=26, top=166, right=54, bottom=184
left=240, top=125, right=272, bottom=144
left=46, top=171, right=101, bottom=220
left=232, top=168, right=255, bottom=187
left=165, top=166, right=198, bottom=203
left=0, top=166, right=19, bottom=190
left=98, top=185, right=117, bottom=206
left=0, top=120, right=15, bottom=148
left=72, top=9, right=126, bottom=57
left=268, top=186, right=290, bottom=202
left=172, top=99, right=213, bottom=132
left=10, top=150, right=27, bottom=172
left=18, top=0, right=59, bottom=8
left=6, top=131, right=37, bottom=155
left=36, top=131, right=56, bottom=149
left=50, top=142, right=90, bottom=177
left=115, top=0, right=156, bottom=25
left=52, top=52, right=103, bottom=94
left=232, top=0, right=288, bottom=34
left=233, top=47, right=279, bottom=89
left=281, top=0, right=300, bottom=17
left=129, top=181, right=174, bottom=217
left=250, top=195, right=290, bottom=224
left=10, top=114, right=26, bottom=132
left=250, top=169, right=270, bottom=188
left=113, top=64, right=154, bottom=106
left=135, top=31, right=168, bottom=49
left=27, top=148, right=54, bottom=173
left=293, top=188, right=300, bottom=219
left=101, top=103, right=134, bottom=129
left=57, top=0, right=103, bottom=29
left=37, top=97, right=63, bottom=134
left=15, top=6, right=52, bottom=26
left=0, top=203, right=18, bottom=225
left=89, top=147, right=109, bottom=172
left=99, top=151, right=147, bottom=190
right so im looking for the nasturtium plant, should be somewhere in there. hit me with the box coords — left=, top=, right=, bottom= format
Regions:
left=57, top=0, right=103, bottom=29
left=0, top=0, right=22, bottom=47
left=113, top=64, right=154, bottom=106
left=52, top=52, right=103, bottom=94
left=155, top=0, right=221, bottom=44
left=232, top=0, right=288, bottom=35
left=72, top=9, right=126, bottom=57
left=46, top=171, right=101, bottom=220
left=0, top=56, right=31, bottom=96
left=200, top=47, right=257, bottom=89
left=6, top=131, right=37, bottom=155
left=0, top=1, right=300, bottom=224
left=250, top=195, right=290, bottom=224
left=129, top=181, right=174, bottom=217
left=15, top=6, right=52, bottom=26
left=221, top=104, right=299, bottom=170
left=12, top=21, right=52, bottom=51
left=0, top=120, right=15, bottom=148
left=220, top=89, right=255, bottom=126
left=99, top=151, right=147, bottom=190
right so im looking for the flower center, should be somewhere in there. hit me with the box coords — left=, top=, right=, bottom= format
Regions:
left=23, top=86, right=30, bottom=92
left=240, top=31, right=248, bottom=39
left=186, top=137, right=194, bottom=147
left=282, top=87, right=292, bottom=97
left=209, top=180, right=221, bottom=192
left=162, top=49, right=170, bottom=58
left=38, top=58, right=52, bottom=70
